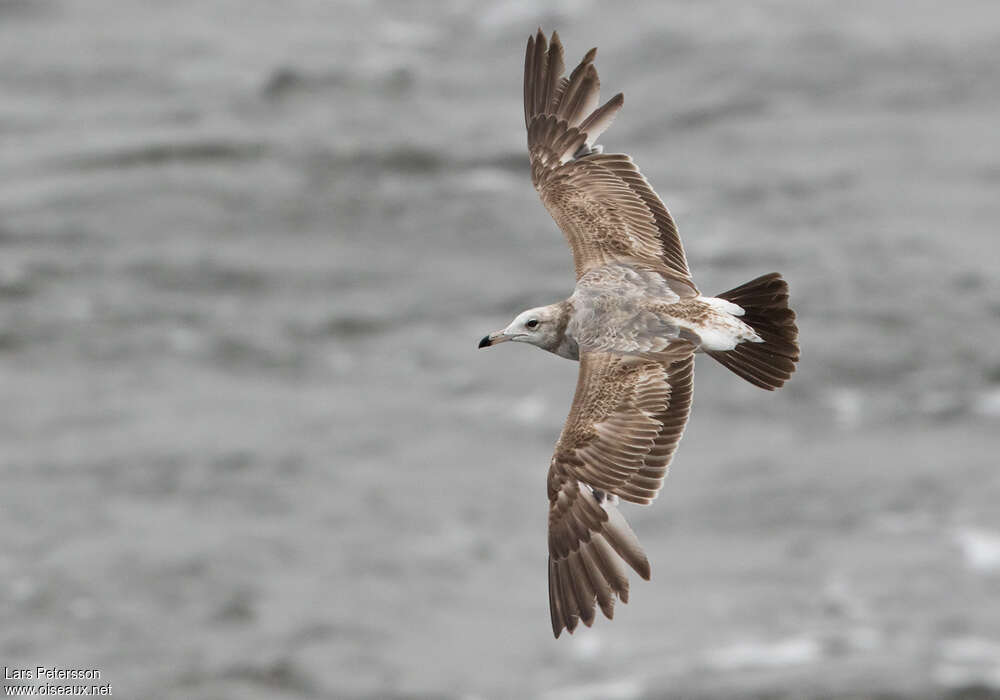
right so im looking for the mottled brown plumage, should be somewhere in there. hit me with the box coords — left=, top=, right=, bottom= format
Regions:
left=479, top=29, right=800, bottom=638
left=526, top=30, right=695, bottom=294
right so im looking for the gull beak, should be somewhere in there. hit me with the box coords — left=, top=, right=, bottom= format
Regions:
left=478, top=330, right=511, bottom=349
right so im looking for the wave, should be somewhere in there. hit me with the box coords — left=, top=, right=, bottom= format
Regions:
left=66, top=140, right=267, bottom=170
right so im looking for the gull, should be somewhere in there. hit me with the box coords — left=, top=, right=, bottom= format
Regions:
left=478, top=29, right=800, bottom=637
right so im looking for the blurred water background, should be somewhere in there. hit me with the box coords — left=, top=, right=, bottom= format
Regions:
left=2, top=1, right=1000, bottom=698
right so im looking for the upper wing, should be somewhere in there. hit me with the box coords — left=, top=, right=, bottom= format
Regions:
left=553, top=350, right=694, bottom=506
left=525, top=29, right=696, bottom=293
left=546, top=350, right=694, bottom=635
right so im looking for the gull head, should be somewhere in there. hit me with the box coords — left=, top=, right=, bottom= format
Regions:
left=478, top=304, right=567, bottom=353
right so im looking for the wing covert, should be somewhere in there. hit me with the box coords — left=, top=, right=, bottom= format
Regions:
left=551, top=350, right=694, bottom=505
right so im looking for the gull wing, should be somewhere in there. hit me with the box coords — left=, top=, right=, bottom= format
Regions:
left=524, top=29, right=696, bottom=295
left=546, top=350, right=694, bottom=635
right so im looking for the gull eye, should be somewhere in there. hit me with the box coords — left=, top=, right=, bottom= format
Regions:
left=526, top=319, right=539, bottom=329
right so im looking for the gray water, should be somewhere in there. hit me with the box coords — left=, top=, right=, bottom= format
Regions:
left=2, top=1, right=1000, bottom=698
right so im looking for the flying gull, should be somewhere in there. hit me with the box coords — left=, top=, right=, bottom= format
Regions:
left=478, top=29, right=800, bottom=637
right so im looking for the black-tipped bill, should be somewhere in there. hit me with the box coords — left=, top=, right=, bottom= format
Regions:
left=479, top=330, right=512, bottom=349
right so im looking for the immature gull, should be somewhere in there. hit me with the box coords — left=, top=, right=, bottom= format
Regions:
left=478, top=29, right=800, bottom=638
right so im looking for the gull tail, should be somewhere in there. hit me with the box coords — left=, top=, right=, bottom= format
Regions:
left=707, top=273, right=799, bottom=390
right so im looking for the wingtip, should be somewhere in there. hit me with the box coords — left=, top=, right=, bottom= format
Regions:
left=637, top=559, right=651, bottom=581
left=529, top=28, right=546, bottom=55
